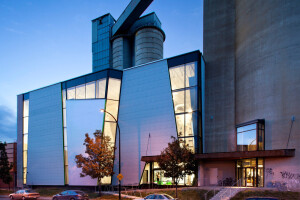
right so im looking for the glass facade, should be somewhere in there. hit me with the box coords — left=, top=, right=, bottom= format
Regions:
left=23, top=99, right=29, bottom=185
left=236, top=158, right=264, bottom=187
left=169, top=62, right=201, bottom=153
left=237, top=120, right=265, bottom=151
left=61, top=71, right=122, bottom=185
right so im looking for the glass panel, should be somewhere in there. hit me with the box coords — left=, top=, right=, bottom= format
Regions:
left=23, top=151, right=27, bottom=168
left=107, top=78, right=121, bottom=100
left=67, top=87, right=75, bottom=100
left=172, top=90, right=184, bottom=114
left=64, top=165, right=69, bottom=184
left=140, top=163, right=150, bottom=184
left=64, top=147, right=68, bottom=165
left=105, top=100, right=119, bottom=122
left=103, top=122, right=117, bottom=144
left=23, top=117, right=28, bottom=134
left=178, top=137, right=195, bottom=153
left=23, top=100, right=29, bottom=117
left=175, top=114, right=184, bottom=137
left=62, top=90, right=66, bottom=108
left=63, top=127, right=67, bottom=147
left=169, top=65, right=185, bottom=90
left=63, top=108, right=67, bottom=127
left=185, top=113, right=197, bottom=137
left=23, top=133, right=28, bottom=151
left=96, top=78, right=106, bottom=98
left=237, top=129, right=257, bottom=151
left=237, top=123, right=256, bottom=133
left=185, top=87, right=197, bottom=112
left=76, top=84, right=86, bottom=99
left=86, top=81, right=96, bottom=99
left=185, top=62, right=197, bottom=87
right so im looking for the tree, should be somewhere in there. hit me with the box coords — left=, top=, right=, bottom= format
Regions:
left=0, top=142, right=13, bottom=190
left=157, top=136, right=197, bottom=198
left=75, top=130, right=115, bottom=196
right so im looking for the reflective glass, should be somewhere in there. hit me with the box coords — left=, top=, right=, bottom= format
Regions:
left=64, top=147, right=68, bottom=165
left=63, top=127, right=67, bottom=146
left=172, top=90, right=184, bottom=113
left=62, top=90, right=66, bottom=108
left=67, top=87, right=75, bottom=100
left=76, top=84, right=86, bottom=99
left=185, top=87, right=197, bottom=112
left=105, top=100, right=119, bottom=122
left=185, top=113, right=197, bottom=137
left=107, top=78, right=121, bottom=100
left=185, top=62, right=197, bottom=87
left=23, top=133, right=28, bottom=151
left=23, top=100, right=29, bottom=117
left=96, top=78, right=106, bottom=98
left=175, top=114, right=184, bottom=137
left=103, top=122, right=117, bottom=144
left=23, top=150, right=27, bottom=167
left=237, top=124, right=256, bottom=133
left=63, top=109, right=67, bottom=127
left=23, top=117, right=28, bottom=134
left=169, top=65, right=185, bottom=90
left=181, top=137, right=195, bottom=152
left=237, top=129, right=257, bottom=151
left=86, top=81, right=96, bottom=99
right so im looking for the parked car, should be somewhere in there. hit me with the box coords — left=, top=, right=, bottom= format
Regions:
left=9, top=190, right=40, bottom=200
left=52, top=190, right=88, bottom=200
left=137, top=194, right=177, bottom=200
left=246, top=198, right=279, bottom=200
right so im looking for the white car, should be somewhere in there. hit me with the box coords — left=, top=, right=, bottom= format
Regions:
left=136, top=194, right=177, bottom=200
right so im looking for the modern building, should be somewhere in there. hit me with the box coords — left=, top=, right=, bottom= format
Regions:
left=17, top=0, right=300, bottom=190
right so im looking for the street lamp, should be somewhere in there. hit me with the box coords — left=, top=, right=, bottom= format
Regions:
left=100, top=109, right=121, bottom=200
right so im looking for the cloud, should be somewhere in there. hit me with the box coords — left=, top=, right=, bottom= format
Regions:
left=0, top=105, right=16, bottom=143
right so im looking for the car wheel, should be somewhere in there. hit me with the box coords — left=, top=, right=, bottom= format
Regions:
left=53, top=197, right=57, bottom=200
left=9, top=195, right=13, bottom=200
left=70, top=198, right=75, bottom=200
left=22, top=197, right=25, bottom=200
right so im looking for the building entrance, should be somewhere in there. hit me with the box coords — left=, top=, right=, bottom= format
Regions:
left=236, top=158, right=264, bottom=187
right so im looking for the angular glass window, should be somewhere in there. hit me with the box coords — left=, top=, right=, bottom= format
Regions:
left=175, top=114, right=184, bottom=137
left=185, top=112, right=197, bottom=137
left=67, top=87, right=75, bottom=100
left=172, top=90, right=184, bottom=114
left=169, top=65, right=185, bottom=90
left=23, top=100, right=29, bottom=117
left=23, top=133, right=28, bottom=151
left=103, top=122, right=117, bottom=144
left=86, top=81, right=96, bottom=99
left=76, top=84, right=86, bottom=99
left=96, top=78, right=106, bottom=98
left=23, top=150, right=27, bottom=167
left=63, top=127, right=67, bottom=147
left=237, top=124, right=257, bottom=151
left=105, top=100, right=119, bottom=122
left=185, top=62, right=197, bottom=87
left=185, top=87, right=198, bottom=113
left=63, top=109, right=67, bottom=127
left=107, top=78, right=121, bottom=100
left=23, top=117, right=28, bottom=134
left=62, top=90, right=66, bottom=109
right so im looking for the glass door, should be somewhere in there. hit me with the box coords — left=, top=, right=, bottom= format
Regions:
left=245, top=167, right=255, bottom=187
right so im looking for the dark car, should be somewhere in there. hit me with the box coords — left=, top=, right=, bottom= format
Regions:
left=52, top=190, right=88, bottom=200
left=9, top=190, right=40, bottom=200
left=137, top=194, right=177, bottom=200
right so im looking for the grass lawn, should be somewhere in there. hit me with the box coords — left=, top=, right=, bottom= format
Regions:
left=231, top=189, right=300, bottom=200
left=124, top=188, right=218, bottom=200
left=0, top=190, right=14, bottom=195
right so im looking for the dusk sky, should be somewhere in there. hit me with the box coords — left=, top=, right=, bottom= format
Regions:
left=0, top=0, right=203, bottom=142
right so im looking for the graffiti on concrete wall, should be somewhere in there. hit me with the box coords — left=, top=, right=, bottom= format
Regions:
left=280, top=171, right=300, bottom=180
left=266, top=169, right=300, bottom=190
left=266, top=168, right=274, bottom=178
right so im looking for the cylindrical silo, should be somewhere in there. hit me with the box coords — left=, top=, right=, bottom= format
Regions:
left=135, top=27, right=164, bottom=66
left=112, top=37, right=124, bottom=70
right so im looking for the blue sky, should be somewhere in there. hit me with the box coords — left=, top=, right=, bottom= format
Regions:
left=0, top=0, right=203, bottom=142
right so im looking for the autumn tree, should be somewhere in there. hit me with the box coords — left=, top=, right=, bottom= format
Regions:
left=75, top=130, right=115, bottom=196
left=157, top=136, right=197, bottom=198
left=0, top=142, right=13, bottom=190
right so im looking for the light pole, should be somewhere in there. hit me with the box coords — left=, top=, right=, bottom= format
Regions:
left=100, top=109, right=121, bottom=200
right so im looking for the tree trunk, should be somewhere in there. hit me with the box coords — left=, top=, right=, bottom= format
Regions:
left=98, top=179, right=102, bottom=197
left=175, top=182, right=178, bottom=198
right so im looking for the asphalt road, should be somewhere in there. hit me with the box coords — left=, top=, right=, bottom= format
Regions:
left=0, top=196, right=51, bottom=200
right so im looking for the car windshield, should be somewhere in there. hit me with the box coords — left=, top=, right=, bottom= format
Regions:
left=75, top=191, right=85, bottom=195
left=24, top=190, right=34, bottom=193
left=164, top=194, right=174, bottom=199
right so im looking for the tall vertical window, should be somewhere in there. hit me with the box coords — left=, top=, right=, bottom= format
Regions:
left=23, top=99, right=29, bottom=184
left=62, top=89, right=68, bottom=184
left=237, top=120, right=265, bottom=151
left=169, top=62, right=200, bottom=153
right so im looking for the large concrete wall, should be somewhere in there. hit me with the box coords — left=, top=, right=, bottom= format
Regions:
left=203, top=0, right=236, bottom=153
left=235, top=0, right=300, bottom=187
left=113, top=60, right=177, bottom=185
left=27, top=84, right=64, bottom=185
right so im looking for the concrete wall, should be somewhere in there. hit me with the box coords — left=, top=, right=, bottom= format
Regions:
left=203, top=0, right=236, bottom=153
left=113, top=60, right=177, bottom=185
left=27, top=84, right=64, bottom=185
left=235, top=0, right=300, bottom=188
left=16, top=95, right=23, bottom=187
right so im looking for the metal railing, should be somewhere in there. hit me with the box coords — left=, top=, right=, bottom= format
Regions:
left=219, top=179, right=242, bottom=200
